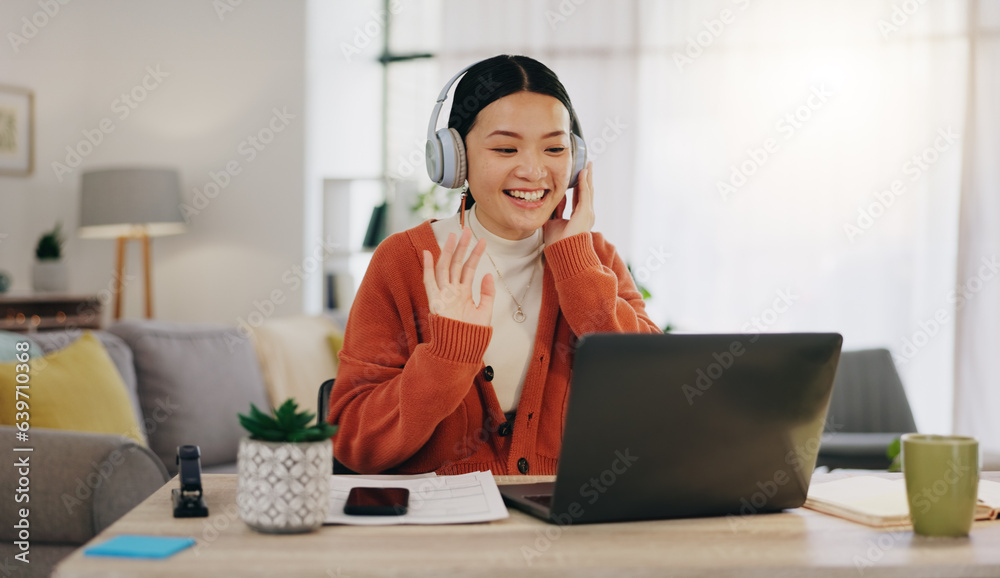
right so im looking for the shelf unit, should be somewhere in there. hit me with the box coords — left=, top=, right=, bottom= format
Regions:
left=322, top=178, right=424, bottom=313
left=0, top=294, right=103, bottom=333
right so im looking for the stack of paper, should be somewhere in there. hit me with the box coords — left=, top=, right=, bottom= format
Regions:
left=805, top=476, right=1000, bottom=527
left=324, top=471, right=509, bottom=525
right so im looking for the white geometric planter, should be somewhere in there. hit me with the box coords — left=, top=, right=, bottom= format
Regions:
left=236, top=437, right=332, bottom=533
left=31, top=260, right=68, bottom=292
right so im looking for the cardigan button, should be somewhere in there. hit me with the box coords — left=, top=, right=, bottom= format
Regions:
left=517, top=457, right=529, bottom=474
left=483, top=365, right=494, bottom=381
left=498, top=421, right=512, bottom=437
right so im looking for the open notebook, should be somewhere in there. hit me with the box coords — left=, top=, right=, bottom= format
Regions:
left=804, top=476, right=1000, bottom=527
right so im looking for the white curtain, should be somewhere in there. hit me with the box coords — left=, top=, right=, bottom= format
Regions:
left=953, top=1, right=1000, bottom=454
left=387, top=0, right=995, bottom=449
left=630, top=1, right=968, bottom=439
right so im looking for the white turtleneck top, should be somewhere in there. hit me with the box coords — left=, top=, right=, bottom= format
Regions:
left=430, top=206, right=543, bottom=412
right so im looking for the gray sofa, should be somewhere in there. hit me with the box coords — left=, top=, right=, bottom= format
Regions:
left=0, top=320, right=273, bottom=578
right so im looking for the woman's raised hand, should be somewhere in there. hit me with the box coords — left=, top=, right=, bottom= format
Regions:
left=544, top=161, right=596, bottom=246
left=422, top=227, right=495, bottom=327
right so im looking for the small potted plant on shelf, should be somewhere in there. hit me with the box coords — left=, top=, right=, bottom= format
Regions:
left=236, top=399, right=338, bottom=533
left=32, top=222, right=68, bottom=292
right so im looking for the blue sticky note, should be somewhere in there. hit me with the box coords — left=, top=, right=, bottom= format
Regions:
left=84, top=535, right=196, bottom=559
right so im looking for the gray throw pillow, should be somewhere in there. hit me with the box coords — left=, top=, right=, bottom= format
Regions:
left=108, top=320, right=269, bottom=474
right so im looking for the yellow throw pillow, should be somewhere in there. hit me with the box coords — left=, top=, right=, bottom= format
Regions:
left=327, top=332, right=344, bottom=364
left=249, top=316, right=342, bottom=415
left=0, top=332, right=145, bottom=444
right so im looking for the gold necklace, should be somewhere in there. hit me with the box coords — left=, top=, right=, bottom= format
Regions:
left=468, top=223, right=542, bottom=324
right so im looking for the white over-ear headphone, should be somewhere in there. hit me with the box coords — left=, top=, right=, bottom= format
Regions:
left=425, top=60, right=588, bottom=190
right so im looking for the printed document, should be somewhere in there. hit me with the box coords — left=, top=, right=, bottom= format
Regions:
left=325, top=471, right=509, bottom=525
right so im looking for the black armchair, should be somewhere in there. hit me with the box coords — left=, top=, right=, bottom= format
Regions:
left=817, top=348, right=917, bottom=470
left=318, top=379, right=358, bottom=474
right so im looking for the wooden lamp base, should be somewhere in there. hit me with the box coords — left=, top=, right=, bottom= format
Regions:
left=113, top=233, right=154, bottom=320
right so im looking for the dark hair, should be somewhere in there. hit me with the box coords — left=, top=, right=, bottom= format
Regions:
left=448, top=55, right=581, bottom=210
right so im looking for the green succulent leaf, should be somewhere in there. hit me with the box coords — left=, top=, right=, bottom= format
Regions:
left=292, top=412, right=315, bottom=430
left=248, top=403, right=278, bottom=427
left=238, top=398, right=338, bottom=443
left=886, top=436, right=902, bottom=472
left=35, top=222, right=65, bottom=260
left=886, top=437, right=901, bottom=459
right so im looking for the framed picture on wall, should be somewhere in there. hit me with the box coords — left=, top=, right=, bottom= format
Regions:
left=0, top=85, right=34, bottom=176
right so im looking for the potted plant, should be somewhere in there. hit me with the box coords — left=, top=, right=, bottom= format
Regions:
left=236, top=399, right=338, bottom=533
left=32, top=222, right=68, bottom=292
left=412, top=183, right=460, bottom=221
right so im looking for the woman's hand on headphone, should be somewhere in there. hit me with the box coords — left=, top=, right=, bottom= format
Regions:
left=544, top=162, right=595, bottom=246
left=423, top=228, right=495, bottom=327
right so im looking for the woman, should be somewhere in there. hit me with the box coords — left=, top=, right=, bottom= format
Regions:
left=328, top=55, right=659, bottom=475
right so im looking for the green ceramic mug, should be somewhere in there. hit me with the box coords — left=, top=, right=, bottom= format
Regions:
left=901, top=434, right=979, bottom=537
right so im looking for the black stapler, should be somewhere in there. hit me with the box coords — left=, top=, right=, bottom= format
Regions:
left=172, top=445, right=209, bottom=517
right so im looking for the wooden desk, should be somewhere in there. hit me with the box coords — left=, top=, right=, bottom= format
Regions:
left=54, top=473, right=1000, bottom=577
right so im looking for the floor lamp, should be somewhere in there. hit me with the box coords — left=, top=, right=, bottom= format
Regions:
left=78, top=168, right=186, bottom=320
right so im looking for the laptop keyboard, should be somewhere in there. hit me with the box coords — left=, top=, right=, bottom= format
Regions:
left=525, top=494, right=552, bottom=508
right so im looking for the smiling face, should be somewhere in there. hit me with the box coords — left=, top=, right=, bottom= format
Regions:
left=464, top=91, right=573, bottom=240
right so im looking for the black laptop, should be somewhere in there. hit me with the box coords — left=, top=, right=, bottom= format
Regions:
left=499, top=332, right=843, bottom=524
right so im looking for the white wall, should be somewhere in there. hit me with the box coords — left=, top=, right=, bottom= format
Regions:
left=0, top=0, right=307, bottom=326
left=303, top=0, right=386, bottom=313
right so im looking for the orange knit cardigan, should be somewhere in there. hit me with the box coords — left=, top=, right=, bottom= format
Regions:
left=327, top=220, right=660, bottom=475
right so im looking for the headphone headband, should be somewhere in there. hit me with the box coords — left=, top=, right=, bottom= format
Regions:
left=425, top=58, right=587, bottom=190
left=426, top=63, right=477, bottom=146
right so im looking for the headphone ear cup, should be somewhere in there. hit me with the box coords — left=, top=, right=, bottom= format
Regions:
left=434, top=128, right=467, bottom=189
left=451, top=128, right=467, bottom=188
left=425, top=136, right=444, bottom=183
left=568, top=133, right=588, bottom=188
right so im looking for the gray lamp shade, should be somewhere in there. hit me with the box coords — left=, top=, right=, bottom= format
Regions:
left=79, top=168, right=186, bottom=239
